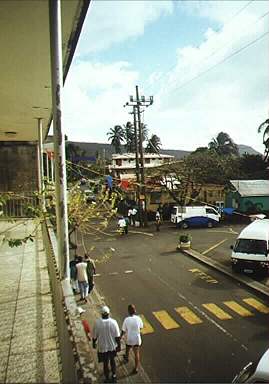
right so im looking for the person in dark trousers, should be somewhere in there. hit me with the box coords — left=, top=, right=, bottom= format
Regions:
left=85, top=254, right=96, bottom=295
left=158, top=203, right=163, bottom=221
left=69, top=255, right=79, bottom=293
left=92, top=306, right=121, bottom=383
left=155, top=210, right=161, bottom=232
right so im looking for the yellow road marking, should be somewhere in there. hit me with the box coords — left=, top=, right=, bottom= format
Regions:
left=206, top=279, right=218, bottom=284
left=189, top=268, right=200, bottom=273
left=202, top=303, right=232, bottom=320
left=189, top=268, right=218, bottom=284
left=139, top=315, right=154, bottom=335
left=243, top=298, right=269, bottom=314
left=175, top=306, right=202, bottom=325
left=223, top=301, right=254, bottom=317
left=202, top=239, right=227, bottom=255
left=153, top=310, right=180, bottom=330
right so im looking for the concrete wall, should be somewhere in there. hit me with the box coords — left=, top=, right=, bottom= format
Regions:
left=0, top=142, right=38, bottom=191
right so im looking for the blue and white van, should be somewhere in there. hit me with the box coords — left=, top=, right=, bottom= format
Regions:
left=170, top=205, right=220, bottom=229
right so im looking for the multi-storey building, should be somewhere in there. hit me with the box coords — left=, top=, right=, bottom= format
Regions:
left=109, top=152, right=174, bottom=179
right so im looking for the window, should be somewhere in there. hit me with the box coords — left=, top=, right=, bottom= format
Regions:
left=206, top=208, right=217, bottom=214
left=116, top=159, right=122, bottom=166
left=234, top=239, right=267, bottom=255
left=145, top=158, right=150, bottom=164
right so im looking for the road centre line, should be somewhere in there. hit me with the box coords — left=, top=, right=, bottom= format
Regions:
left=202, top=239, right=227, bottom=255
left=147, top=267, right=248, bottom=351
left=207, top=230, right=237, bottom=234
left=129, top=231, right=154, bottom=237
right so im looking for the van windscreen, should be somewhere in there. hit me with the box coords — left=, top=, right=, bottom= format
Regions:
left=234, top=239, right=268, bottom=255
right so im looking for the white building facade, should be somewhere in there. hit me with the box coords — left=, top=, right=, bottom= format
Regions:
left=109, top=153, right=174, bottom=179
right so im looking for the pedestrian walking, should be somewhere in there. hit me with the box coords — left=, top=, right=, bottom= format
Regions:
left=76, top=256, right=89, bottom=302
left=155, top=210, right=161, bottom=232
left=118, top=216, right=128, bottom=235
left=77, top=307, right=91, bottom=341
left=92, top=306, right=121, bottom=383
left=131, top=207, right=137, bottom=226
left=121, top=304, right=143, bottom=375
left=69, top=255, right=79, bottom=293
left=85, top=253, right=96, bottom=295
left=128, top=208, right=133, bottom=225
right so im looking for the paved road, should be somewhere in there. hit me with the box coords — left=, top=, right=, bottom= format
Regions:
left=79, top=222, right=269, bottom=383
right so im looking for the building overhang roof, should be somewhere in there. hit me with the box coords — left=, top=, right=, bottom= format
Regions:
left=0, top=0, right=89, bottom=143
left=230, top=180, right=269, bottom=197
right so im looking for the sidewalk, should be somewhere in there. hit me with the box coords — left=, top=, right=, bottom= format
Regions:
left=76, top=287, right=151, bottom=384
left=0, top=220, right=61, bottom=383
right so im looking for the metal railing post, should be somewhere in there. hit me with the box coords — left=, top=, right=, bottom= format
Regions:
left=37, top=118, right=46, bottom=212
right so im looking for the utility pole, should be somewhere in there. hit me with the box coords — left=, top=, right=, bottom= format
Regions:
left=124, top=86, right=153, bottom=226
left=128, top=107, right=140, bottom=207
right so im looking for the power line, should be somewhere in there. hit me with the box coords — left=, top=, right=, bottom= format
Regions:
left=144, top=0, right=256, bottom=94
left=202, top=10, right=269, bottom=65
left=169, top=30, right=269, bottom=96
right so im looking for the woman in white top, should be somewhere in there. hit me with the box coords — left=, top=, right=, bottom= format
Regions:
left=121, top=304, right=143, bottom=374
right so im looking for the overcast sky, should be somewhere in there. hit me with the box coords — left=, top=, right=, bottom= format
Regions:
left=62, top=0, right=268, bottom=153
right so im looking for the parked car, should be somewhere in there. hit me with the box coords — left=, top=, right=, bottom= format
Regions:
left=231, top=219, right=269, bottom=274
left=232, top=348, right=269, bottom=383
left=171, top=205, right=220, bottom=229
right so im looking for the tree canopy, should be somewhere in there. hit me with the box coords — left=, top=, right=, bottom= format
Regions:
left=258, top=118, right=269, bottom=161
left=208, top=132, right=239, bottom=156
left=107, top=125, right=125, bottom=153
left=145, top=134, right=162, bottom=153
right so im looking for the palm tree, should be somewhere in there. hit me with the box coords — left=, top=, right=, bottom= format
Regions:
left=145, top=134, right=162, bottom=153
left=208, top=132, right=238, bottom=156
left=258, top=119, right=269, bottom=161
left=107, top=125, right=124, bottom=153
left=123, top=121, right=136, bottom=153
left=140, top=123, right=148, bottom=143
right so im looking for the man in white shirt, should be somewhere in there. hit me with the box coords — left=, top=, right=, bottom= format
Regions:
left=131, top=207, right=137, bottom=226
left=76, top=256, right=89, bottom=302
left=121, top=304, right=143, bottom=375
left=92, top=306, right=121, bottom=383
left=118, top=216, right=128, bottom=234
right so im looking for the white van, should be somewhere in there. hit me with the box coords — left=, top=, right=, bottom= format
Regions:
left=232, top=348, right=269, bottom=383
left=170, top=205, right=220, bottom=228
left=231, top=219, right=269, bottom=273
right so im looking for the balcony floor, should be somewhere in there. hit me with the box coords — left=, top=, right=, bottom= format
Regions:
left=0, top=219, right=60, bottom=383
